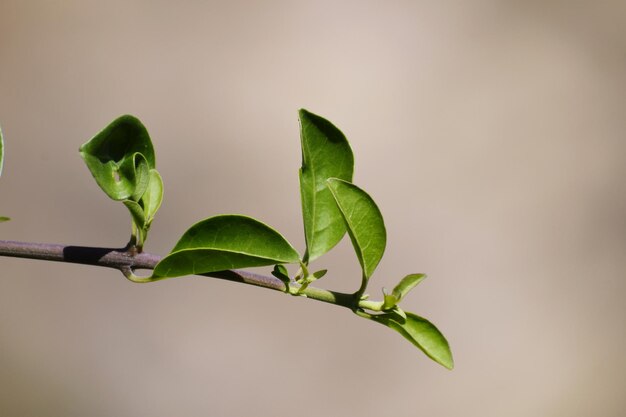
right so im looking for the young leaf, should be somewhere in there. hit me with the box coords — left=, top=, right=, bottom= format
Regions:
left=369, top=311, right=454, bottom=369
left=122, top=169, right=163, bottom=247
left=312, top=269, right=328, bottom=279
left=140, top=169, right=163, bottom=225
left=123, top=200, right=146, bottom=229
left=80, top=115, right=155, bottom=201
left=382, top=289, right=398, bottom=310
left=127, top=153, right=151, bottom=201
left=327, top=178, right=386, bottom=279
left=392, top=306, right=407, bottom=320
left=153, top=215, right=300, bottom=278
left=299, top=109, right=354, bottom=262
left=392, top=273, right=427, bottom=302
left=272, top=264, right=291, bottom=283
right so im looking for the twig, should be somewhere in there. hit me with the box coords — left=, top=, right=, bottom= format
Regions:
left=0, top=239, right=355, bottom=308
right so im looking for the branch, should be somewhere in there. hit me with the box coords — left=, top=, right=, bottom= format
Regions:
left=0, top=239, right=355, bottom=309
left=0, top=240, right=159, bottom=270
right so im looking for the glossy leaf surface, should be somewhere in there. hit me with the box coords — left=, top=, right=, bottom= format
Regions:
left=141, top=169, right=163, bottom=225
left=122, top=169, right=162, bottom=246
left=393, top=273, right=426, bottom=302
left=327, top=178, right=386, bottom=279
left=123, top=200, right=145, bottom=229
left=80, top=115, right=155, bottom=201
left=371, top=311, right=453, bottom=369
left=153, top=215, right=300, bottom=278
left=299, top=109, right=354, bottom=262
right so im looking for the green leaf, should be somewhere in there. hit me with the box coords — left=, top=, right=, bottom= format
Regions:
left=392, top=273, right=427, bottom=302
left=272, top=264, right=290, bottom=283
left=153, top=215, right=300, bottom=278
left=80, top=115, right=155, bottom=201
left=127, top=153, right=151, bottom=201
left=327, top=178, right=386, bottom=279
left=370, top=311, right=454, bottom=369
left=392, top=306, right=407, bottom=320
left=382, top=289, right=398, bottom=310
left=121, top=169, right=163, bottom=247
left=299, top=109, right=354, bottom=262
left=141, top=169, right=163, bottom=225
left=312, top=269, right=328, bottom=279
left=0, top=217, right=9, bottom=222
left=123, top=200, right=146, bottom=229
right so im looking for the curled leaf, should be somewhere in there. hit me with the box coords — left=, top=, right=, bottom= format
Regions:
left=299, top=109, right=354, bottom=262
left=80, top=115, right=155, bottom=201
left=272, top=264, right=291, bottom=283
left=153, top=215, right=300, bottom=278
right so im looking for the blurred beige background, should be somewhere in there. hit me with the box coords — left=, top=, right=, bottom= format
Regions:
left=1, top=1, right=625, bottom=416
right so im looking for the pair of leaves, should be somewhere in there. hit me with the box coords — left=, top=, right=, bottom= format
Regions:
left=299, top=109, right=354, bottom=262
left=80, top=115, right=163, bottom=247
left=299, top=110, right=386, bottom=283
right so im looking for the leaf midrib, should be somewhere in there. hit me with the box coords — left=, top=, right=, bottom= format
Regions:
left=168, top=246, right=297, bottom=263
left=302, top=123, right=319, bottom=257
